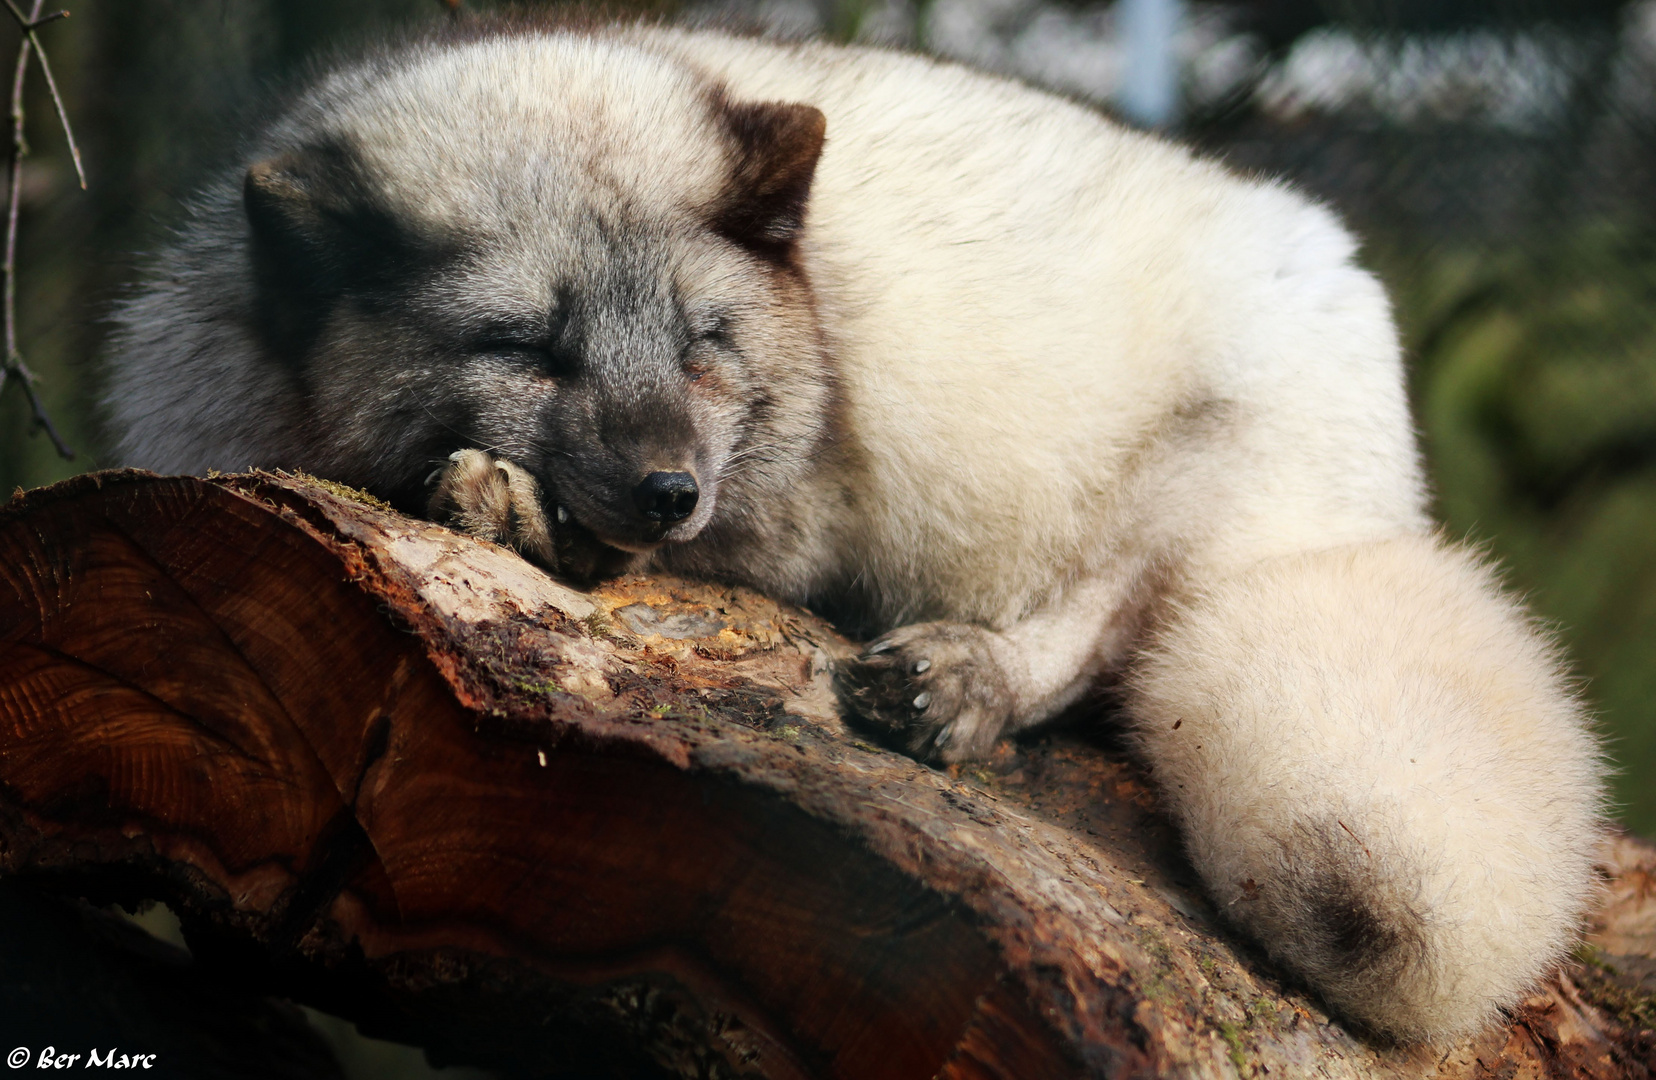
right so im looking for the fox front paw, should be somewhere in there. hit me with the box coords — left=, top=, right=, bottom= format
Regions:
left=426, top=449, right=630, bottom=581
left=427, top=448, right=552, bottom=558
left=834, top=621, right=1016, bottom=763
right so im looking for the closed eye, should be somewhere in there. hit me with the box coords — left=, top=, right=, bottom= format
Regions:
left=472, top=340, right=572, bottom=377
left=682, top=336, right=725, bottom=381
left=695, top=314, right=732, bottom=347
left=682, top=314, right=733, bottom=381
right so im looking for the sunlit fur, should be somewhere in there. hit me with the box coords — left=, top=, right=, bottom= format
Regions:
left=103, top=23, right=1605, bottom=1042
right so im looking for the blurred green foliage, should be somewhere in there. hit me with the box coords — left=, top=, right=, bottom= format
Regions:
left=0, top=0, right=439, bottom=496
left=1383, top=228, right=1656, bottom=834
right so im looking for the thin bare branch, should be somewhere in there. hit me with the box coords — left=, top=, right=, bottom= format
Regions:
left=3, top=0, right=37, bottom=379
left=0, top=0, right=38, bottom=34
left=1, top=0, right=82, bottom=188
left=1, top=0, right=77, bottom=459
left=7, top=354, right=72, bottom=458
left=25, top=35, right=79, bottom=189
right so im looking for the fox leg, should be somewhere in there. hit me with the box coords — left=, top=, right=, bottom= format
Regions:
left=836, top=565, right=1156, bottom=762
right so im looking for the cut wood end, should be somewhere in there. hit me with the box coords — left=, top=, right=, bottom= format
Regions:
left=0, top=470, right=1650, bottom=1079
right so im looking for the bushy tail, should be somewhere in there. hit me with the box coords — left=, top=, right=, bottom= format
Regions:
left=1128, top=534, right=1605, bottom=1040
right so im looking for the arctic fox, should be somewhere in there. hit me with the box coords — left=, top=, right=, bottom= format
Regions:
left=102, top=19, right=1604, bottom=1041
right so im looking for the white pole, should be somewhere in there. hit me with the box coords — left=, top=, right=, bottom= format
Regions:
left=1119, top=0, right=1183, bottom=128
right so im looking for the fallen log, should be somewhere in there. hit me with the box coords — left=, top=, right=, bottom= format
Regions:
left=0, top=470, right=1652, bottom=1079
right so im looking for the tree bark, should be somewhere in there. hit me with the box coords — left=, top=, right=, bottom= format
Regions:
left=0, top=469, right=1652, bottom=1079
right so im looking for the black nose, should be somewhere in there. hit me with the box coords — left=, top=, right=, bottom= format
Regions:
left=633, top=471, right=699, bottom=522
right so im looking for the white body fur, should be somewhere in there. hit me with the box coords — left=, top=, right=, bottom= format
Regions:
left=668, top=35, right=1603, bottom=1037
left=103, top=26, right=1605, bottom=1041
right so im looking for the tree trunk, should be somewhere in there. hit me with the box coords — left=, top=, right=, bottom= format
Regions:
left=0, top=470, right=1652, bottom=1079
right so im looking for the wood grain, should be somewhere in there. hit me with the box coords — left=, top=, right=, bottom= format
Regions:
left=1, top=470, right=1652, bottom=1079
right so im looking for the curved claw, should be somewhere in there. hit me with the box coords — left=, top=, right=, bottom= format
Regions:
left=834, top=621, right=1017, bottom=764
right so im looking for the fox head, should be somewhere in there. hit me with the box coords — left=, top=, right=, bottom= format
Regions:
left=237, top=32, right=837, bottom=557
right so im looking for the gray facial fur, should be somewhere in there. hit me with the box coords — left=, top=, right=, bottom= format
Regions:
left=103, top=27, right=854, bottom=596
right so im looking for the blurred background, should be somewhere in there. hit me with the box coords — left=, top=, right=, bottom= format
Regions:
left=0, top=2, right=1652, bottom=1069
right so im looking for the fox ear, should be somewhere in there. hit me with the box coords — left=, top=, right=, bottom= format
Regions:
left=244, top=141, right=401, bottom=286
left=245, top=151, right=331, bottom=251
left=715, top=100, right=827, bottom=255
left=243, top=141, right=416, bottom=358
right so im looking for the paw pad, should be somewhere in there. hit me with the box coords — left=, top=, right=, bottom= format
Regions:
left=833, top=622, right=1017, bottom=764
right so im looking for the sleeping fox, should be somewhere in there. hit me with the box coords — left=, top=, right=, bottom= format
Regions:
left=102, top=18, right=1604, bottom=1041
